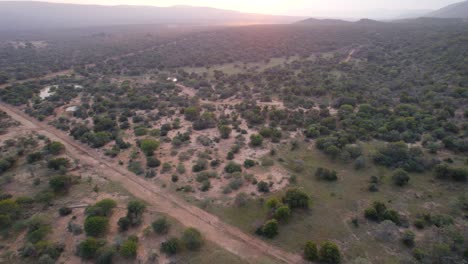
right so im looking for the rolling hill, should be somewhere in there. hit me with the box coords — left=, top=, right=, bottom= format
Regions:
left=427, top=0, right=468, bottom=18
left=0, top=1, right=302, bottom=31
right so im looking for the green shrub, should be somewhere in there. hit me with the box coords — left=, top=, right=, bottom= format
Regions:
left=192, top=158, right=208, bottom=172
left=250, top=134, right=263, bottom=147
left=224, top=162, right=242, bottom=173
left=364, top=202, right=400, bottom=225
left=261, top=219, right=278, bottom=238
left=0, top=199, right=20, bottom=221
left=139, top=138, right=159, bottom=156
left=146, top=156, right=161, bottom=168
left=84, top=216, right=109, bottom=237
left=257, top=181, right=270, bottom=193
left=274, top=205, right=291, bottom=222
left=27, top=152, right=43, bottom=163
left=77, top=237, right=102, bottom=259
left=218, top=125, right=232, bottom=139
left=95, top=246, right=115, bottom=264
left=59, top=207, right=72, bottom=216
left=127, top=200, right=146, bottom=226
left=402, top=230, right=415, bottom=247
left=283, top=188, right=310, bottom=209
left=26, top=216, right=51, bottom=243
left=152, top=217, right=170, bottom=235
left=160, top=237, right=180, bottom=255
left=315, top=167, right=338, bottom=181
left=47, top=158, right=70, bottom=170
left=93, top=199, right=117, bottom=217
left=128, top=161, right=144, bottom=175
left=182, top=227, right=203, bottom=250
left=319, top=241, right=341, bottom=264
left=44, top=141, right=65, bottom=155
left=244, top=159, right=256, bottom=168
left=120, top=237, right=138, bottom=258
left=303, top=241, right=318, bottom=261
left=392, top=169, right=410, bottom=186
left=117, top=217, right=130, bottom=232
left=49, top=175, right=72, bottom=192
left=434, top=164, right=467, bottom=182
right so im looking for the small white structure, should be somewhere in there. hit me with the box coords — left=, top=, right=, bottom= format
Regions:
left=74, top=84, right=84, bottom=89
left=39, top=85, right=58, bottom=99
left=167, top=77, right=178, bottom=82
left=66, top=106, right=78, bottom=112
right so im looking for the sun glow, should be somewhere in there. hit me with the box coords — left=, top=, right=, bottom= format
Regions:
left=19, top=0, right=463, bottom=15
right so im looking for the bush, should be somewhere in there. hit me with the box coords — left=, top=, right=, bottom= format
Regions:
left=127, top=200, right=146, bottom=226
left=218, top=125, right=232, bottom=139
left=315, top=168, right=338, bottom=181
left=266, top=198, right=281, bottom=209
left=47, top=158, right=70, bottom=170
left=304, top=241, right=318, bottom=261
left=414, top=218, right=425, bottom=229
left=261, top=219, right=278, bottom=238
left=250, top=134, right=263, bottom=147
left=283, top=188, right=310, bottom=209
left=77, top=237, right=102, bottom=259
left=182, top=227, right=203, bottom=250
left=120, top=237, right=138, bottom=258
left=434, top=164, right=467, bottom=182
left=244, top=159, right=256, bottom=168
left=26, top=216, right=51, bottom=243
left=139, top=138, right=160, bottom=156
left=161, top=237, right=180, bottom=255
left=117, top=217, right=131, bottom=232
left=224, top=162, right=242, bottom=173
left=128, top=161, right=144, bottom=175
left=392, top=169, right=410, bottom=186
left=192, top=158, right=208, bottom=172
left=354, top=156, right=366, bottom=170
left=58, top=207, right=72, bottom=216
left=95, top=246, right=115, bottom=264
left=85, top=199, right=117, bottom=218
left=373, top=142, right=426, bottom=172
left=0, top=199, right=20, bottom=226
left=228, top=178, right=244, bottom=190
left=257, top=181, right=270, bottom=193
left=184, top=107, right=200, bottom=121
left=364, top=202, right=400, bottom=225
left=273, top=205, right=291, bottom=222
left=319, top=241, right=341, bottom=264
left=152, top=217, right=170, bottom=235
left=27, top=152, right=43, bottom=163
left=49, top=175, right=72, bottom=192
left=146, top=156, right=161, bottom=168
left=402, top=230, right=415, bottom=247
left=44, top=141, right=65, bottom=155
left=84, top=216, right=109, bottom=237
left=200, top=180, right=211, bottom=192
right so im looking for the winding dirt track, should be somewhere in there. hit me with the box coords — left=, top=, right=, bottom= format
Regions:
left=0, top=100, right=304, bottom=264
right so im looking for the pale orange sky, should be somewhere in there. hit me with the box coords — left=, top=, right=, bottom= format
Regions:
left=6, top=0, right=462, bottom=15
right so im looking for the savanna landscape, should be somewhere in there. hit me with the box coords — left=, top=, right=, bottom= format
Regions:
left=0, top=1, right=467, bottom=264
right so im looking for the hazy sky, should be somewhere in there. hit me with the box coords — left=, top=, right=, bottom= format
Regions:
left=5, top=0, right=463, bottom=15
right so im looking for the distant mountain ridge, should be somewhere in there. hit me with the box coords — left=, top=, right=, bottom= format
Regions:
left=296, top=18, right=384, bottom=26
left=296, top=18, right=351, bottom=26
left=0, top=1, right=302, bottom=31
left=427, top=0, right=468, bottom=18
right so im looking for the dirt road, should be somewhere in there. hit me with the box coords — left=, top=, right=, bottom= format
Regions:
left=0, top=103, right=304, bottom=264
left=343, top=48, right=357, bottom=63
